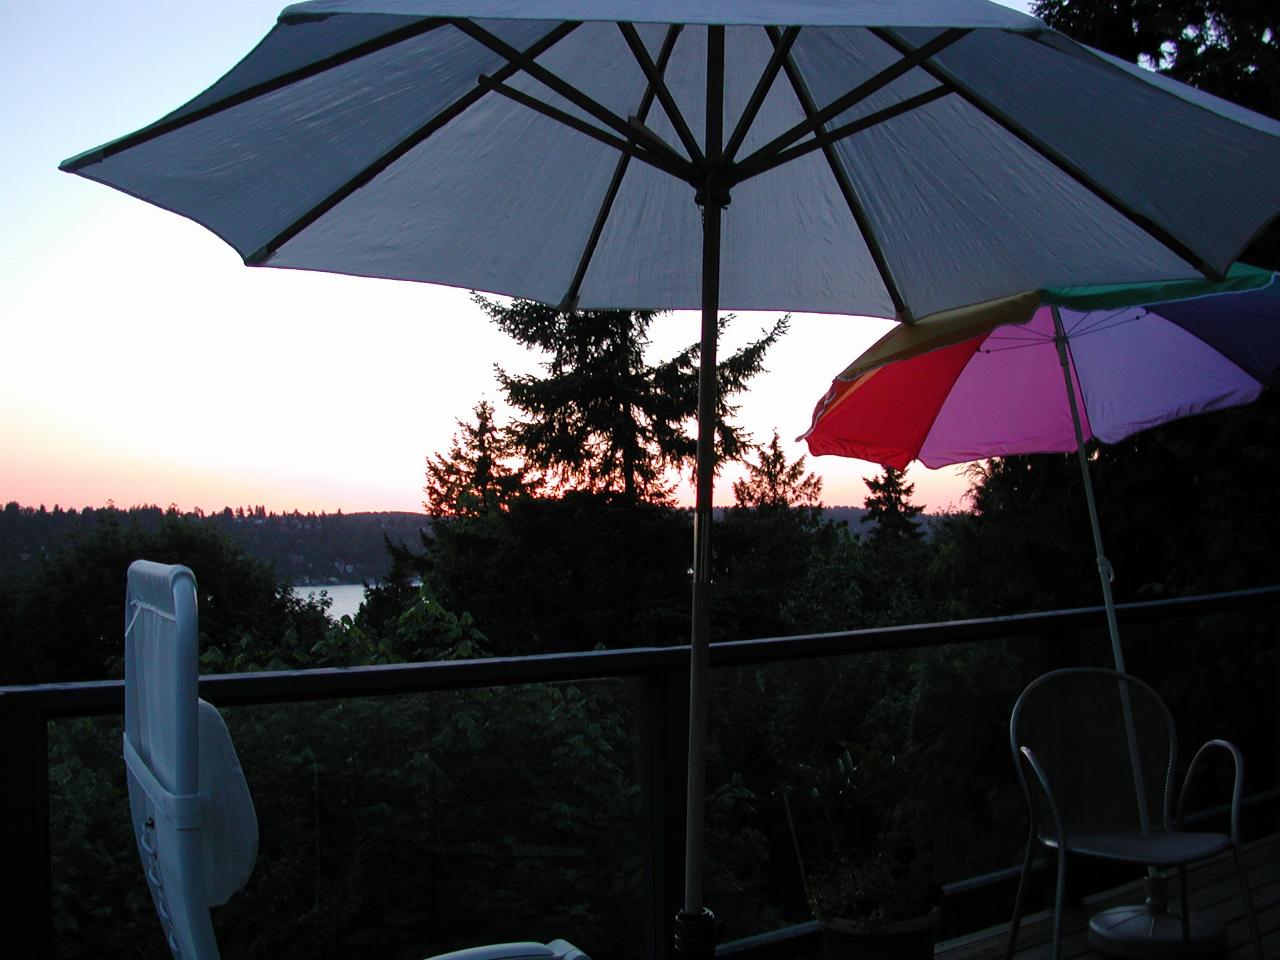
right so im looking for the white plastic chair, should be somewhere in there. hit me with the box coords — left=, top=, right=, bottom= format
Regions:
left=124, top=560, right=589, bottom=960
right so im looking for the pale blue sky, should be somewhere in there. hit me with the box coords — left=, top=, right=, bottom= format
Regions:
left=1, top=2, right=1031, bottom=513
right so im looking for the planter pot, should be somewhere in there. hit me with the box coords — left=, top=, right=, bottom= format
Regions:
left=819, top=906, right=941, bottom=960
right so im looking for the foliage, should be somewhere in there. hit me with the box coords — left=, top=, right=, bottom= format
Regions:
left=1031, top=0, right=1279, bottom=119
left=805, top=842, right=936, bottom=928
left=479, top=296, right=787, bottom=501
left=424, top=400, right=528, bottom=518
left=424, top=491, right=691, bottom=655
left=0, top=500, right=431, bottom=586
left=1031, top=0, right=1279, bottom=265
left=787, top=742, right=939, bottom=926
left=713, top=432, right=840, bottom=640
left=0, top=512, right=331, bottom=683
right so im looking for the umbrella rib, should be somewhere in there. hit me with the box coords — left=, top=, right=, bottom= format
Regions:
left=562, top=26, right=683, bottom=312
left=478, top=77, right=694, bottom=181
left=735, top=86, right=952, bottom=181
left=872, top=27, right=1227, bottom=282
left=984, top=333, right=1053, bottom=345
left=617, top=23, right=704, bottom=167
left=61, top=18, right=451, bottom=170
left=978, top=341, right=1056, bottom=354
left=722, top=26, right=801, bottom=166
left=978, top=313, right=1144, bottom=353
left=243, top=22, right=581, bottom=265
left=733, top=28, right=970, bottom=180
left=1069, top=311, right=1148, bottom=339
left=765, top=26, right=911, bottom=320
left=451, top=19, right=691, bottom=175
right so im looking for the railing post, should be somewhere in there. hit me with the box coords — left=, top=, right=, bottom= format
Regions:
left=0, top=702, right=53, bottom=958
left=639, top=663, right=691, bottom=960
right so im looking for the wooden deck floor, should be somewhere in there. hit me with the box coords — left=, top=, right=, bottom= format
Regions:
left=937, top=834, right=1280, bottom=960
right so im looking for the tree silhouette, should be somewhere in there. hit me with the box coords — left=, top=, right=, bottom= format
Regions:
left=863, top=467, right=924, bottom=544
left=732, top=430, right=823, bottom=514
left=478, top=296, right=787, bottom=501
left=424, top=400, right=527, bottom=517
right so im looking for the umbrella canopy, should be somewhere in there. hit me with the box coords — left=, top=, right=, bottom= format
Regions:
left=62, top=1, right=1280, bottom=321
left=803, top=264, right=1280, bottom=469
left=60, top=2, right=1280, bottom=951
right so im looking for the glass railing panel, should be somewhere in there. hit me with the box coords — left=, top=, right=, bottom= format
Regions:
left=698, top=608, right=1278, bottom=945
left=48, top=677, right=644, bottom=960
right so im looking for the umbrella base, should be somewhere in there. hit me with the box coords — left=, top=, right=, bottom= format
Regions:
left=1087, top=904, right=1226, bottom=958
left=674, top=908, right=717, bottom=960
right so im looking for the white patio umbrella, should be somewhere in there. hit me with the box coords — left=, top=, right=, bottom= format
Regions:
left=61, top=2, right=1280, bottom=953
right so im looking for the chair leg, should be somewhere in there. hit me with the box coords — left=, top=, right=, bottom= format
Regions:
left=1050, top=848, right=1067, bottom=960
left=1231, top=844, right=1264, bottom=960
left=1177, top=865, right=1190, bottom=943
left=1005, top=831, right=1037, bottom=960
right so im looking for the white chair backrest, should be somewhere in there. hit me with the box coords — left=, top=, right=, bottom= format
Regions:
left=124, top=560, right=257, bottom=960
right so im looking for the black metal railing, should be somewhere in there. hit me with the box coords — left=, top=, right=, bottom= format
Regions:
left=3, top=585, right=1277, bottom=960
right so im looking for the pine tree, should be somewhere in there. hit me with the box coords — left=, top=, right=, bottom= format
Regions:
left=732, top=430, right=823, bottom=515
left=863, top=467, right=924, bottom=544
left=478, top=295, right=787, bottom=501
left=423, top=400, right=527, bottom=517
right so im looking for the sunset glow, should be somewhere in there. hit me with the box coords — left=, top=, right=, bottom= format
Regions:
left=1, top=1, right=975, bottom=517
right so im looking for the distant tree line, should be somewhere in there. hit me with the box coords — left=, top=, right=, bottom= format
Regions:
left=0, top=501, right=430, bottom=585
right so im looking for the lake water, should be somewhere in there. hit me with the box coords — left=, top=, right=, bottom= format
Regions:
left=293, top=583, right=366, bottom=621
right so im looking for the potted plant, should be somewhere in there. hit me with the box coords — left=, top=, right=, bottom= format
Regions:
left=783, top=743, right=941, bottom=960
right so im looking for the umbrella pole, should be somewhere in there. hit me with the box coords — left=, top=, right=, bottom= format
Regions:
left=1050, top=307, right=1126, bottom=674
left=1050, top=322, right=1217, bottom=955
left=1052, top=307, right=1153, bottom=835
left=676, top=25, right=724, bottom=960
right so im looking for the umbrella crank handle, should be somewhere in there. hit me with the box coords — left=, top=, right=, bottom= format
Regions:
left=1097, top=555, right=1115, bottom=583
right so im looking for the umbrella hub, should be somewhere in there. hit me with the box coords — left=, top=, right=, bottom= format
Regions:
left=694, top=172, right=732, bottom=211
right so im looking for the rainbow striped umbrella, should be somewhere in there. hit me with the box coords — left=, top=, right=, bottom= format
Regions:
left=803, top=263, right=1280, bottom=669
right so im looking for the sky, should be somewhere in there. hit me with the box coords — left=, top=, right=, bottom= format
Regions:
left=0, top=2, right=1032, bottom=516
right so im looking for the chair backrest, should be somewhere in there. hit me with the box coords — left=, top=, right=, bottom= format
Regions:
left=124, top=560, right=258, bottom=960
left=1010, top=667, right=1177, bottom=842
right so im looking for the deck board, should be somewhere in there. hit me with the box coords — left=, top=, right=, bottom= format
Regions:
left=936, top=834, right=1280, bottom=960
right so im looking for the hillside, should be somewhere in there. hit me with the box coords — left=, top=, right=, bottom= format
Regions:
left=0, top=503, right=431, bottom=586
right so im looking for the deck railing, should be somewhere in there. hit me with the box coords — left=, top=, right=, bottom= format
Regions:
left=3, top=585, right=1277, bottom=960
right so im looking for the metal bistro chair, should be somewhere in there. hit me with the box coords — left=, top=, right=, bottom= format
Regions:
left=1006, top=667, right=1263, bottom=960
left=124, top=559, right=588, bottom=960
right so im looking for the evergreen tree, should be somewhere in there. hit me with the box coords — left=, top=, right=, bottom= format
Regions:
left=731, top=430, right=823, bottom=516
left=478, top=295, right=787, bottom=501
left=862, top=467, right=924, bottom=544
left=423, top=400, right=527, bottom=517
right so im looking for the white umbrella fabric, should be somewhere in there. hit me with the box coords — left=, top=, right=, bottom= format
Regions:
left=61, top=2, right=1280, bottom=953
